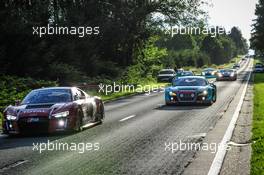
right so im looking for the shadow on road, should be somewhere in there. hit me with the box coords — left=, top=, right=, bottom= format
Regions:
left=0, top=132, right=70, bottom=150
left=155, top=104, right=210, bottom=111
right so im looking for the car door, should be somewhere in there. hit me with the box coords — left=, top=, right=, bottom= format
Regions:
left=77, top=88, right=94, bottom=123
left=73, top=88, right=90, bottom=124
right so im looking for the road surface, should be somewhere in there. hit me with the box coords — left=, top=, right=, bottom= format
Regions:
left=0, top=59, right=252, bottom=175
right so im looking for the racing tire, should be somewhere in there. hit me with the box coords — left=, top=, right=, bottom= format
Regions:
left=94, top=102, right=105, bottom=124
left=74, top=109, right=83, bottom=132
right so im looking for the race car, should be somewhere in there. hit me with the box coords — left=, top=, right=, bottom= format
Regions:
left=165, top=76, right=217, bottom=105
left=254, top=64, right=264, bottom=73
left=2, top=87, right=105, bottom=135
left=157, top=69, right=176, bottom=82
left=216, top=69, right=237, bottom=81
left=201, top=68, right=217, bottom=79
left=232, top=64, right=240, bottom=69
left=177, top=71, right=194, bottom=77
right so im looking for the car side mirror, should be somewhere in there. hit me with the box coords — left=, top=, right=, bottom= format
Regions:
left=15, top=100, right=21, bottom=106
left=74, top=94, right=79, bottom=101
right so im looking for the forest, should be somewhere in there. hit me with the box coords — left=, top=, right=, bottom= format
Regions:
left=0, top=0, right=248, bottom=85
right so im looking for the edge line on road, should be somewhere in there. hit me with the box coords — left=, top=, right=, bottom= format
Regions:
left=207, top=59, right=253, bottom=175
left=119, top=115, right=136, bottom=122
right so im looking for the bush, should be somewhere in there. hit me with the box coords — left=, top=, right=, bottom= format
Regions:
left=0, top=75, right=57, bottom=112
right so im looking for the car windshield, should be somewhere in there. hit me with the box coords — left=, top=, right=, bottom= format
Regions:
left=255, top=65, right=263, bottom=68
left=22, top=89, right=72, bottom=104
left=181, top=72, right=193, bottom=76
left=220, top=69, right=233, bottom=73
left=159, top=70, right=174, bottom=74
left=203, top=68, right=214, bottom=72
left=173, top=78, right=207, bottom=86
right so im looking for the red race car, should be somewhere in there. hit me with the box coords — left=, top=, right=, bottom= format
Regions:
left=2, top=87, right=105, bottom=135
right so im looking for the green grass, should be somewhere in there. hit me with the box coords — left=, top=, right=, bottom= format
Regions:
left=251, top=73, right=264, bottom=175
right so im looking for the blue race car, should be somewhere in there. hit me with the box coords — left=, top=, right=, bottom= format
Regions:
left=165, top=76, right=217, bottom=105
left=201, top=68, right=217, bottom=79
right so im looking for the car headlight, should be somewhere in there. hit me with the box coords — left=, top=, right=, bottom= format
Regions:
left=218, top=73, right=223, bottom=77
left=52, top=111, right=69, bottom=118
left=201, top=90, right=208, bottom=96
left=6, top=115, right=17, bottom=121
left=202, top=72, right=205, bottom=76
left=169, top=91, right=177, bottom=96
left=230, top=73, right=235, bottom=77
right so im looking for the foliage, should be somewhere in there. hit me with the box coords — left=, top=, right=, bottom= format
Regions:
left=0, top=75, right=57, bottom=111
left=251, top=0, right=264, bottom=55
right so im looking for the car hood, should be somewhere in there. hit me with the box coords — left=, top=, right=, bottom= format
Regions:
left=4, top=103, right=73, bottom=118
left=158, top=74, right=175, bottom=77
left=166, top=86, right=207, bottom=92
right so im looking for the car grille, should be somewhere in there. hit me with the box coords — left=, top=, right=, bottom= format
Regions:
left=18, top=117, right=49, bottom=133
left=178, top=91, right=196, bottom=102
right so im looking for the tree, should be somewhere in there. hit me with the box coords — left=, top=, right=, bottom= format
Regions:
left=251, top=0, right=264, bottom=54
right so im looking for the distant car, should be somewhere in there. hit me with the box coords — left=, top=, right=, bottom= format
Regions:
left=216, top=69, right=237, bottom=81
left=177, top=71, right=194, bottom=77
left=201, top=68, right=217, bottom=78
left=254, top=64, right=264, bottom=73
left=2, top=87, right=105, bottom=135
left=157, top=69, right=176, bottom=82
left=165, top=76, right=217, bottom=105
left=233, top=64, right=240, bottom=69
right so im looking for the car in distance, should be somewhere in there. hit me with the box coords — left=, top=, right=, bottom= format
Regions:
left=2, top=87, right=105, bottom=135
left=216, top=69, right=237, bottom=81
left=201, top=68, right=217, bottom=78
left=165, top=76, right=217, bottom=105
left=254, top=64, right=264, bottom=73
left=233, top=64, right=240, bottom=69
left=157, top=69, right=176, bottom=82
left=177, top=71, right=194, bottom=77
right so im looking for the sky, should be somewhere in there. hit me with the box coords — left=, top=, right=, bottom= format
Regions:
left=206, top=0, right=258, bottom=41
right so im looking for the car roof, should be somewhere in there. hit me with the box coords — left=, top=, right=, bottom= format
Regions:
left=160, top=69, right=175, bottom=71
left=177, top=76, right=206, bottom=80
left=219, top=69, right=234, bottom=71
left=32, top=87, right=74, bottom=91
left=203, top=68, right=215, bottom=70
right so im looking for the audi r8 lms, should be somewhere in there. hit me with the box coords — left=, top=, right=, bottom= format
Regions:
left=165, top=76, right=217, bottom=105
left=177, top=71, right=194, bottom=77
left=232, top=63, right=240, bottom=69
left=254, top=64, right=264, bottom=73
left=2, top=87, right=105, bottom=135
left=157, top=69, right=176, bottom=82
left=216, top=69, right=237, bottom=81
left=201, top=68, right=217, bottom=78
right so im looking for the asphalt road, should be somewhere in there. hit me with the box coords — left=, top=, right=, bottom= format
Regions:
left=0, top=59, right=252, bottom=175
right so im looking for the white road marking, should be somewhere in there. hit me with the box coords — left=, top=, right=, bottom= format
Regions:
left=119, top=115, right=136, bottom=122
left=207, top=60, right=253, bottom=175
left=82, top=122, right=100, bottom=129
left=0, top=160, right=28, bottom=172
left=189, top=133, right=207, bottom=138
left=228, top=141, right=250, bottom=147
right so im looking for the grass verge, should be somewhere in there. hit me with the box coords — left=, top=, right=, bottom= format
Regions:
left=251, top=73, right=264, bottom=174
